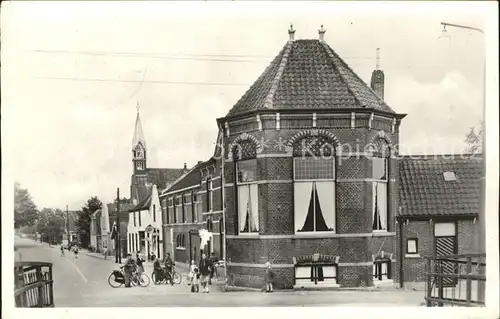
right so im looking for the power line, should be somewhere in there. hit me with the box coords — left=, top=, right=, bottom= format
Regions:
left=36, top=76, right=250, bottom=87
left=32, top=49, right=374, bottom=61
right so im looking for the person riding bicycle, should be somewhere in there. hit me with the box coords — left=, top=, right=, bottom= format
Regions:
left=153, top=257, right=163, bottom=284
left=123, top=253, right=136, bottom=288
left=163, top=253, right=174, bottom=284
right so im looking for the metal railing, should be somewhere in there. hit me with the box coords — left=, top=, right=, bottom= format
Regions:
left=14, top=262, right=54, bottom=308
left=424, top=254, right=486, bottom=307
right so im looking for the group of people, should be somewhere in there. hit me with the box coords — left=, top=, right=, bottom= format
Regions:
left=60, top=244, right=79, bottom=259
left=188, top=252, right=219, bottom=293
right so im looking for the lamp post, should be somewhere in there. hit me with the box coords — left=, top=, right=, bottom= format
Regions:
left=440, top=21, right=486, bottom=302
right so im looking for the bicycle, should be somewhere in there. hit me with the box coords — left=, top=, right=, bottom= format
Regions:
left=151, top=265, right=182, bottom=285
left=108, top=267, right=150, bottom=288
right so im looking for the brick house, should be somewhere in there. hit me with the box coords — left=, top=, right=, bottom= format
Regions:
left=160, top=133, right=224, bottom=266
left=396, top=155, right=482, bottom=286
left=215, top=26, right=406, bottom=289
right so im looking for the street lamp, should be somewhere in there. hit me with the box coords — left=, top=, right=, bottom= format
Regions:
left=439, top=21, right=486, bottom=302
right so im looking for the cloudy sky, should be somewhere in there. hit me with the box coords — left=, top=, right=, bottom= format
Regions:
left=2, top=1, right=493, bottom=210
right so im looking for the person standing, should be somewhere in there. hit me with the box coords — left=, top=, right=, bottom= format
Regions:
left=123, top=253, right=136, bottom=288
left=188, top=260, right=197, bottom=286
left=136, top=253, right=144, bottom=276
left=163, top=253, right=174, bottom=285
left=199, top=254, right=211, bottom=293
left=264, top=262, right=275, bottom=293
left=153, top=257, right=163, bottom=284
left=60, top=245, right=65, bottom=257
left=208, top=252, right=219, bottom=284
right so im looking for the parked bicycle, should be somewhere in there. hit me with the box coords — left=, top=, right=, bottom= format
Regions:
left=108, top=266, right=150, bottom=288
left=152, top=265, right=182, bottom=285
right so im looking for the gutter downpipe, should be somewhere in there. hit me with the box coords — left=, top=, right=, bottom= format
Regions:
left=217, top=122, right=227, bottom=264
left=398, top=216, right=404, bottom=288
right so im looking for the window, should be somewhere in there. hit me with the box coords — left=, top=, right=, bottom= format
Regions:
left=133, top=212, right=137, bottom=227
left=175, top=196, right=181, bottom=223
left=183, top=194, right=191, bottom=223
left=195, top=193, right=203, bottom=222
left=191, top=191, right=197, bottom=222
left=153, top=204, right=156, bottom=222
left=138, top=210, right=142, bottom=227
left=373, top=259, right=391, bottom=281
left=295, top=265, right=337, bottom=286
left=206, top=178, right=213, bottom=212
left=443, top=171, right=456, bottom=182
left=372, top=156, right=388, bottom=231
left=293, top=157, right=335, bottom=233
left=136, top=161, right=145, bottom=170
left=406, top=238, right=418, bottom=254
left=135, top=148, right=144, bottom=159
left=167, top=198, right=173, bottom=224
left=176, top=234, right=185, bottom=249
left=237, top=159, right=257, bottom=183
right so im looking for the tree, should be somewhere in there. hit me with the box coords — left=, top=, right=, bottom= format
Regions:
left=14, top=182, right=39, bottom=229
left=465, top=122, right=483, bottom=154
left=76, top=197, right=102, bottom=248
left=36, top=208, right=65, bottom=243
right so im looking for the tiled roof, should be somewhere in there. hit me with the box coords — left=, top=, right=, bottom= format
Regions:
left=226, top=39, right=395, bottom=117
left=147, top=168, right=186, bottom=192
left=67, top=211, right=78, bottom=231
left=162, top=161, right=210, bottom=195
left=107, top=203, right=135, bottom=219
left=398, top=155, right=483, bottom=218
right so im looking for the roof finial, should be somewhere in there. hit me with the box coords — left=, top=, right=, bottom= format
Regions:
left=288, top=24, right=296, bottom=41
left=319, top=25, right=326, bottom=42
left=136, top=101, right=140, bottom=113
left=376, top=48, right=380, bottom=70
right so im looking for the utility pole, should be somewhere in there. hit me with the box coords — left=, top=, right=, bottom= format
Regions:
left=115, top=188, right=122, bottom=264
left=440, top=21, right=486, bottom=303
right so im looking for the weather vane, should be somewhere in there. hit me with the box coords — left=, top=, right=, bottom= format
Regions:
left=136, top=101, right=140, bottom=113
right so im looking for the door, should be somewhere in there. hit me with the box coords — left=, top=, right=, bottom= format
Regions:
left=434, top=222, right=458, bottom=286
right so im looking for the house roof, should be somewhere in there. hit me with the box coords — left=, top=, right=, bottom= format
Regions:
left=67, top=211, right=78, bottom=230
left=127, top=194, right=152, bottom=212
left=161, top=159, right=215, bottom=196
left=398, top=155, right=483, bottom=218
left=107, top=203, right=135, bottom=218
left=147, top=168, right=186, bottom=191
left=225, top=39, right=395, bottom=117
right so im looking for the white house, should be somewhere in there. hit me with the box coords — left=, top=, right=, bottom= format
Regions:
left=127, top=184, right=163, bottom=259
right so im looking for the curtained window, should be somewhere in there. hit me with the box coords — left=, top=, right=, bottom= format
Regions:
left=167, top=198, right=173, bottom=224
left=372, top=156, right=388, bottom=231
left=373, top=259, right=391, bottom=281
left=237, top=159, right=259, bottom=233
left=293, top=157, right=335, bottom=233
left=295, top=265, right=337, bottom=286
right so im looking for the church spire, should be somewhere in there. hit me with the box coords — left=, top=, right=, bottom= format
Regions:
left=132, top=101, right=146, bottom=150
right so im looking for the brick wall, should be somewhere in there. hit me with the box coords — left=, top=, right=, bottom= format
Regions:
left=395, top=218, right=479, bottom=283
left=222, top=121, right=399, bottom=288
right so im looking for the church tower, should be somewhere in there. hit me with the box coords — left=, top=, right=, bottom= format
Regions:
left=132, top=103, right=147, bottom=174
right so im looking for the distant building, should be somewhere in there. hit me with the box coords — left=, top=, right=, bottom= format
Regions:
left=125, top=108, right=187, bottom=260
left=66, top=211, right=79, bottom=243
left=396, top=155, right=482, bottom=285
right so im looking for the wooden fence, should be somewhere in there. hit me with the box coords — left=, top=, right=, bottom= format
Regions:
left=14, top=262, right=54, bottom=307
left=424, top=254, right=486, bottom=307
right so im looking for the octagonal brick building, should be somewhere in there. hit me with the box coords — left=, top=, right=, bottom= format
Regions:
left=217, top=27, right=406, bottom=289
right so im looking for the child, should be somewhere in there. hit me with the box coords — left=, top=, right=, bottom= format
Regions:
left=188, top=260, right=196, bottom=286
left=264, top=262, right=275, bottom=293
left=190, top=268, right=200, bottom=293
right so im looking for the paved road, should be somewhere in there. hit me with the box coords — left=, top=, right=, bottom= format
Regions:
left=14, top=237, right=425, bottom=307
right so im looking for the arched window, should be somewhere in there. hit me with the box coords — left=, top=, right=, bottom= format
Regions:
left=234, top=140, right=259, bottom=234
left=370, top=138, right=390, bottom=232
left=293, top=135, right=336, bottom=233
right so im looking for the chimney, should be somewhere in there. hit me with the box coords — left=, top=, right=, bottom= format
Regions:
left=184, top=162, right=187, bottom=170
left=370, top=48, right=385, bottom=100
left=288, top=24, right=296, bottom=41
left=318, top=25, right=326, bottom=42
left=198, top=161, right=203, bottom=165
